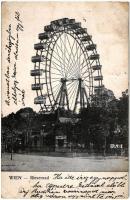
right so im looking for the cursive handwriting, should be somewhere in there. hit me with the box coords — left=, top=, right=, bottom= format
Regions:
left=5, top=24, right=15, bottom=63
left=4, top=24, right=15, bottom=106
left=18, top=187, right=29, bottom=197
left=5, top=65, right=10, bottom=105
left=4, top=11, right=25, bottom=107
left=17, top=173, right=128, bottom=199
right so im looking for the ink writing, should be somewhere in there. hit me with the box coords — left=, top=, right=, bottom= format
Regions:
left=4, top=11, right=25, bottom=107
left=17, top=173, right=128, bottom=199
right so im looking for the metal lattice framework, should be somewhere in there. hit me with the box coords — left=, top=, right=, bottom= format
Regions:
left=31, top=18, right=103, bottom=113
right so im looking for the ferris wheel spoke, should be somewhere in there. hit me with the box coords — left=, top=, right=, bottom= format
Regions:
left=83, top=77, right=90, bottom=83
left=59, top=35, right=66, bottom=76
left=75, top=48, right=83, bottom=77
left=66, top=82, right=74, bottom=91
left=55, top=39, right=71, bottom=73
left=54, top=44, right=64, bottom=76
left=83, top=83, right=90, bottom=89
left=58, top=33, right=68, bottom=76
left=51, top=67, right=62, bottom=77
left=70, top=90, right=78, bottom=109
left=49, top=49, right=67, bottom=74
left=64, top=33, right=66, bottom=76
left=83, top=75, right=90, bottom=80
left=53, top=85, right=61, bottom=97
left=79, top=53, right=89, bottom=70
left=77, top=43, right=82, bottom=74
left=50, top=50, right=65, bottom=71
left=62, top=34, right=76, bottom=71
left=51, top=57, right=63, bottom=69
left=61, top=32, right=76, bottom=59
left=53, top=86, right=62, bottom=102
left=51, top=79, right=60, bottom=84
left=68, top=83, right=77, bottom=102
left=74, top=50, right=86, bottom=70
left=67, top=81, right=76, bottom=92
left=52, top=83, right=61, bottom=91
left=54, top=89, right=60, bottom=100
left=52, top=43, right=70, bottom=70
left=74, top=42, right=80, bottom=76
left=81, top=60, right=92, bottom=76
left=71, top=43, right=80, bottom=77
left=51, top=63, right=64, bottom=76
left=81, top=68, right=90, bottom=77
left=80, top=63, right=90, bottom=72
left=67, top=80, right=76, bottom=90
left=59, top=33, right=76, bottom=76
left=70, top=66, right=80, bottom=79
left=68, top=67, right=80, bottom=80
left=69, top=88, right=76, bottom=108
left=51, top=71, right=62, bottom=76
left=51, top=60, right=65, bottom=75
left=81, top=69, right=90, bottom=77
left=52, top=82, right=61, bottom=91
left=69, top=83, right=78, bottom=109
left=67, top=45, right=81, bottom=78
left=67, top=46, right=85, bottom=79
left=65, top=35, right=75, bottom=76
left=66, top=81, right=74, bottom=87
left=51, top=77, right=61, bottom=79
left=81, top=74, right=90, bottom=81
left=65, top=34, right=78, bottom=75
left=88, top=70, right=95, bottom=75
left=74, top=46, right=83, bottom=66
left=79, top=59, right=87, bottom=73
left=80, top=62, right=90, bottom=74
left=68, top=85, right=78, bottom=101
left=66, top=33, right=76, bottom=62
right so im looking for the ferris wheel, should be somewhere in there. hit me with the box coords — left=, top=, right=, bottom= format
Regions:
left=31, top=18, right=103, bottom=113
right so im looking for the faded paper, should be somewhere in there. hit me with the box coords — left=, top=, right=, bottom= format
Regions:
left=1, top=1, right=129, bottom=199
left=1, top=172, right=128, bottom=199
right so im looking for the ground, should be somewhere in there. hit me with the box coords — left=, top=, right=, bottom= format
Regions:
left=1, top=153, right=128, bottom=172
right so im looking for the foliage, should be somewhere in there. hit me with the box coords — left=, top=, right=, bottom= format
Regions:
left=1, top=89, right=128, bottom=153
left=79, top=90, right=128, bottom=151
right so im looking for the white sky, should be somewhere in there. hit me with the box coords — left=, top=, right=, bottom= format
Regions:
left=2, top=2, right=128, bottom=116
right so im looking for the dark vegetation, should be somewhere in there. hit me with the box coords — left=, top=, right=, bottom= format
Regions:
left=2, top=90, right=128, bottom=154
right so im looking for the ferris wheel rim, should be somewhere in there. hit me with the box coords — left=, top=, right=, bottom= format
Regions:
left=31, top=18, right=103, bottom=112
left=45, top=30, right=94, bottom=110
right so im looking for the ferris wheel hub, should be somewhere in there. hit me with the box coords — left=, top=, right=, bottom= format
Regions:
left=60, top=78, right=66, bottom=83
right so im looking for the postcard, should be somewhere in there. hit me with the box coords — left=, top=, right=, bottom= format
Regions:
left=1, top=2, right=129, bottom=199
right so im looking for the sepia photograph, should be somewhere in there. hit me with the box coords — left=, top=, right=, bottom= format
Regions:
left=1, top=2, right=128, bottom=173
